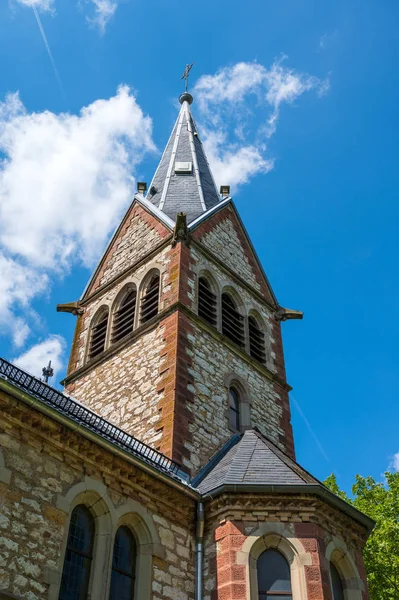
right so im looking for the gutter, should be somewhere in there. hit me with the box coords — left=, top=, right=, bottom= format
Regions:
left=202, top=483, right=375, bottom=533
left=0, top=378, right=199, bottom=501
left=195, top=502, right=205, bottom=600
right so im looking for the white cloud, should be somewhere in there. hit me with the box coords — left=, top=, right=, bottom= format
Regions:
left=203, top=130, right=274, bottom=190
left=86, top=0, right=118, bottom=32
left=0, top=253, right=48, bottom=343
left=0, top=86, right=154, bottom=343
left=194, top=59, right=328, bottom=189
left=13, top=335, right=66, bottom=380
left=391, top=453, right=399, bottom=471
left=14, top=0, right=54, bottom=10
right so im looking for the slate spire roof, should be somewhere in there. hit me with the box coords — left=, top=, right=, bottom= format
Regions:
left=192, top=429, right=321, bottom=495
left=146, top=92, right=221, bottom=224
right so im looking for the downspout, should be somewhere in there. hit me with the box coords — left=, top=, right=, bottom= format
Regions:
left=195, top=501, right=205, bottom=600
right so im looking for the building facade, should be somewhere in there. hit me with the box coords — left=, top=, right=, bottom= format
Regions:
left=0, top=91, right=373, bottom=600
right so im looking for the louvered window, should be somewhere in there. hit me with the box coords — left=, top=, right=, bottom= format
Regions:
left=229, top=388, right=240, bottom=431
left=140, top=273, right=160, bottom=323
left=257, top=548, right=292, bottom=599
left=109, top=526, right=137, bottom=600
left=330, top=564, right=344, bottom=600
left=198, top=277, right=217, bottom=326
left=112, top=290, right=136, bottom=344
left=248, top=316, right=266, bottom=363
left=59, top=505, right=94, bottom=600
left=89, top=312, right=108, bottom=359
left=222, top=293, right=245, bottom=348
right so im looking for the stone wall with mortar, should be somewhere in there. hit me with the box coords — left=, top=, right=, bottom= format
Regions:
left=182, top=320, right=291, bottom=473
left=203, top=493, right=370, bottom=600
left=88, top=202, right=171, bottom=294
left=191, top=204, right=276, bottom=306
left=0, top=389, right=196, bottom=600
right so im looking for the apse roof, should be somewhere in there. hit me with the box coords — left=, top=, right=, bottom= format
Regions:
left=146, top=93, right=221, bottom=224
left=193, top=428, right=322, bottom=495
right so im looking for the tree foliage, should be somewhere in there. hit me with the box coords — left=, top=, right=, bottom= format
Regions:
left=324, top=472, right=399, bottom=600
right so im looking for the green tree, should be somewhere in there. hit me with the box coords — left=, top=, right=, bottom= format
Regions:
left=324, top=471, right=399, bottom=600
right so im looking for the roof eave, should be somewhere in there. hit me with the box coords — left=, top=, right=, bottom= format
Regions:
left=187, top=196, right=232, bottom=229
left=0, top=376, right=198, bottom=499
left=199, top=483, right=375, bottom=533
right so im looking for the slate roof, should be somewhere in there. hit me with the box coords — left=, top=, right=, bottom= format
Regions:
left=146, top=94, right=221, bottom=224
left=193, top=429, right=320, bottom=495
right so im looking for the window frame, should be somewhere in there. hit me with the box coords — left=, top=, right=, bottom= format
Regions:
left=140, top=270, right=161, bottom=324
left=111, top=286, right=137, bottom=345
left=58, top=505, right=95, bottom=600
left=109, top=526, right=137, bottom=600
left=88, top=307, right=109, bottom=361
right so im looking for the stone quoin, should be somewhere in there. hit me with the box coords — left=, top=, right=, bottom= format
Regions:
left=0, top=89, right=373, bottom=600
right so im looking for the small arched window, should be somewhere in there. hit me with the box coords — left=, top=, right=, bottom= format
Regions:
left=229, top=387, right=240, bottom=432
left=222, top=293, right=245, bottom=348
left=198, top=277, right=217, bottom=326
left=331, top=563, right=345, bottom=600
left=89, top=310, right=108, bottom=359
left=257, top=548, right=292, bottom=599
left=140, top=272, right=160, bottom=323
left=248, top=316, right=266, bottom=363
left=109, top=526, right=137, bottom=600
left=112, top=289, right=137, bottom=344
left=59, top=505, right=94, bottom=600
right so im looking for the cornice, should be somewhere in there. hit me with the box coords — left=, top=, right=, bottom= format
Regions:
left=63, top=300, right=291, bottom=393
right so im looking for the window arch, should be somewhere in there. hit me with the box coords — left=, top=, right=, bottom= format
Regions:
left=331, top=563, right=345, bottom=600
left=248, top=315, right=266, bottom=363
left=89, top=308, right=109, bottom=360
left=229, top=387, right=241, bottom=432
left=222, top=292, right=245, bottom=348
left=198, top=276, right=217, bottom=326
left=257, top=548, right=292, bottom=599
left=112, top=288, right=137, bottom=344
left=59, top=505, right=94, bottom=600
left=109, top=526, right=137, bottom=600
left=140, top=271, right=160, bottom=324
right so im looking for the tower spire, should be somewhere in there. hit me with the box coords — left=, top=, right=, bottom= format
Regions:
left=146, top=75, right=221, bottom=224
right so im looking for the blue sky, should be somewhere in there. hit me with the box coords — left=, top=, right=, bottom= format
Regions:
left=1, top=0, right=398, bottom=493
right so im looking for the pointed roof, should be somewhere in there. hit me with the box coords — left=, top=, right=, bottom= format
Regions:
left=146, top=93, right=221, bottom=224
left=193, top=429, right=318, bottom=495
left=192, top=429, right=374, bottom=531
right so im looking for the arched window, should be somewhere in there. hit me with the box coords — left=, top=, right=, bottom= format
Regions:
left=198, top=277, right=217, bottom=326
left=89, top=310, right=108, bottom=359
left=112, top=289, right=137, bottom=344
left=222, top=293, right=245, bottom=348
left=109, top=526, right=137, bottom=600
left=59, top=505, right=94, bottom=600
left=140, top=272, right=160, bottom=323
left=229, top=387, right=240, bottom=431
left=330, top=563, right=345, bottom=600
left=248, top=316, right=266, bottom=363
left=257, top=548, right=292, bottom=599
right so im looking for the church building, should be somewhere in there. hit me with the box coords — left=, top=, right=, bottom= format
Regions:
left=0, top=90, right=373, bottom=600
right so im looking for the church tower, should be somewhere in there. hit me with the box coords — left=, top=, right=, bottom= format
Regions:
left=61, top=91, right=301, bottom=475
left=0, top=84, right=373, bottom=600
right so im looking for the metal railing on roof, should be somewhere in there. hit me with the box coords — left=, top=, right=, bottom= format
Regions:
left=0, top=357, right=180, bottom=476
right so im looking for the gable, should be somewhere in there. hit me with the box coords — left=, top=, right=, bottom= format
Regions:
left=191, top=203, right=277, bottom=306
left=84, top=201, right=171, bottom=297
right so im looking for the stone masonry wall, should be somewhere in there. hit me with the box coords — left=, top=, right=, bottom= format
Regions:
left=88, top=202, right=171, bottom=294
left=192, top=204, right=276, bottom=306
left=0, top=390, right=196, bottom=600
left=203, top=494, right=370, bottom=600
left=183, top=321, right=290, bottom=473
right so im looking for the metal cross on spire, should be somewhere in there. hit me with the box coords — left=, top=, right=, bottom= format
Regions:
left=180, top=62, right=194, bottom=92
